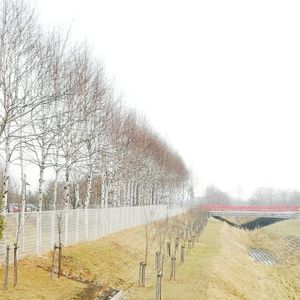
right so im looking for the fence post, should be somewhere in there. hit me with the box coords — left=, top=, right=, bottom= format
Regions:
left=118, top=207, right=120, bottom=231
left=108, top=207, right=110, bottom=234
left=101, top=208, right=104, bottom=237
left=123, top=206, right=126, bottom=229
left=115, top=207, right=118, bottom=232
left=51, top=210, right=55, bottom=248
left=127, top=206, right=130, bottom=228
left=115, top=207, right=117, bottom=232
left=64, top=210, right=68, bottom=246
left=76, top=208, right=79, bottom=243
left=111, top=208, right=114, bottom=233
left=103, top=208, right=107, bottom=236
left=85, top=208, right=89, bottom=240
left=22, top=212, right=25, bottom=252
left=95, top=209, right=98, bottom=239
left=36, top=213, right=39, bottom=254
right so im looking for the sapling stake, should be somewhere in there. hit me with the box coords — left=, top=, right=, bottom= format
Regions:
left=180, top=245, right=185, bottom=264
left=155, top=270, right=163, bottom=300
left=188, top=239, right=192, bottom=254
left=4, top=245, right=10, bottom=289
left=51, top=243, right=58, bottom=279
left=13, top=243, right=18, bottom=287
left=170, top=255, right=176, bottom=280
left=58, top=243, right=62, bottom=278
left=167, top=241, right=171, bottom=257
left=155, top=251, right=161, bottom=270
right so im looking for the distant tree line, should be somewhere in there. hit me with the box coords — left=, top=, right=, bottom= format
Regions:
left=200, top=185, right=300, bottom=206
left=202, top=186, right=231, bottom=205
left=0, top=0, right=190, bottom=221
left=248, top=187, right=300, bottom=206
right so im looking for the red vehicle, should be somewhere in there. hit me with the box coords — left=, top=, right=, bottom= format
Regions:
left=9, top=203, right=20, bottom=213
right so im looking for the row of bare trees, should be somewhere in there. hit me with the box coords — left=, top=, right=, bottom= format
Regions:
left=0, top=0, right=190, bottom=219
left=138, top=207, right=208, bottom=297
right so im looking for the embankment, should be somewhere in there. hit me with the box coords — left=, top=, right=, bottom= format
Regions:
left=0, top=218, right=299, bottom=299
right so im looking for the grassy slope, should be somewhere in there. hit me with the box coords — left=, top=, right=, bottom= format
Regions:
left=0, top=226, right=149, bottom=300
left=0, top=218, right=299, bottom=300
left=207, top=222, right=295, bottom=300
left=262, top=219, right=300, bottom=238
left=129, top=218, right=299, bottom=299
left=245, top=219, right=300, bottom=298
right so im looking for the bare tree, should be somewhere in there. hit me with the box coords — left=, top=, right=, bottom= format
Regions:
left=0, top=0, right=44, bottom=211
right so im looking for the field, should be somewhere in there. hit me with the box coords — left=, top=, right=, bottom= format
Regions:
left=0, top=217, right=299, bottom=299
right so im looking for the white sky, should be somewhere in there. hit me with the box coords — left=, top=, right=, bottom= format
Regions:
left=29, top=0, right=300, bottom=199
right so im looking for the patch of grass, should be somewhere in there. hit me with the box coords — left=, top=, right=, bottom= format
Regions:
left=262, top=219, right=300, bottom=238
left=0, top=258, right=85, bottom=300
left=128, top=219, right=221, bottom=300
left=229, top=218, right=300, bottom=299
left=207, top=223, right=294, bottom=300
left=257, top=219, right=300, bottom=297
left=0, top=225, right=158, bottom=300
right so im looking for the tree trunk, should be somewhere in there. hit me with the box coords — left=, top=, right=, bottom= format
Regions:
left=125, top=180, right=129, bottom=205
left=99, top=176, right=104, bottom=208
left=104, top=179, right=109, bottom=208
left=84, top=170, right=92, bottom=209
left=132, top=182, right=136, bottom=206
left=136, top=183, right=139, bottom=206
left=2, top=136, right=10, bottom=212
left=63, top=165, right=70, bottom=209
left=74, top=183, right=80, bottom=208
left=38, top=161, right=45, bottom=211
left=151, top=186, right=155, bottom=205
left=53, top=169, right=58, bottom=211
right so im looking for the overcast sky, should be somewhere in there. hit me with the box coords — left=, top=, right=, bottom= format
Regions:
left=30, top=0, right=300, bottom=199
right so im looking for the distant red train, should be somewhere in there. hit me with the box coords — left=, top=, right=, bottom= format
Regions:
left=199, top=204, right=300, bottom=212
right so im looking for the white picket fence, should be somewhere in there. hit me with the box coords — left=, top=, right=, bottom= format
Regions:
left=1, top=205, right=185, bottom=261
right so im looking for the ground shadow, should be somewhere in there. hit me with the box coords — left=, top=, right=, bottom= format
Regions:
left=213, top=216, right=284, bottom=230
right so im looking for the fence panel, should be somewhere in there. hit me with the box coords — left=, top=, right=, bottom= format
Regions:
left=0, top=205, right=186, bottom=261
